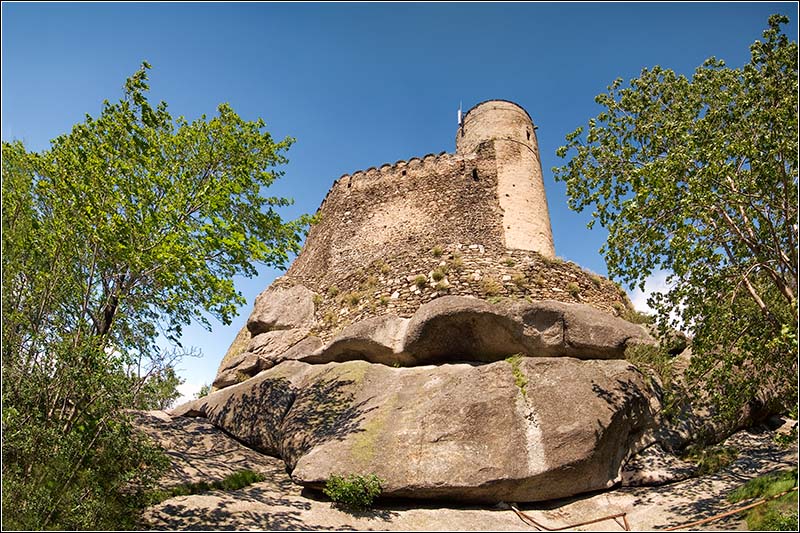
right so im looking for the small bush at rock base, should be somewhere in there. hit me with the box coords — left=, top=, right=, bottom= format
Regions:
left=148, top=469, right=265, bottom=506
left=323, top=473, right=383, bottom=510
left=681, top=444, right=739, bottom=476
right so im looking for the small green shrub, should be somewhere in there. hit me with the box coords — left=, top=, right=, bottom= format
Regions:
left=682, top=444, right=739, bottom=476
left=194, top=383, right=211, bottom=399
left=435, top=282, right=449, bottom=292
left=502, top=258, right=515, bottom=267
left=219, top=469, right=265, bottom=491
left=323, top=473, right=383, bottom=510
left=512, top=273, right=527, bottom=288
left=414, top=275, right=427, bottom=288
left=450, top=254, right=464, bottom=270
left=378, top=295, right=389, bottom=306
left=374, top=260, right=391, bottom=274
left=481, top=277, right=503, bottom=296
left=432, top=268, right=445, bottom=282
left=566, top=282, right=580, bottom=297
left=542, top=255, right=565, bottom=267
left=313, top=293, right=323, bottom=306
left=149, top=469, right=265, bottom=505
left=345, top=292, right=361, bottom=306
left=323, top=310, right=337, bottom=326
left=625, top=343, right=673, bottom=388
left=431, top=245, right=443, bottom=258
left=622, top=308, right=655, bottom=325
left=327, top=285, right=340, bottom=298
left=729, top=468, right=797, bottom=502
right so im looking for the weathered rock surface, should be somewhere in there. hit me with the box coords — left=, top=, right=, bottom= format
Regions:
left=218, top=296, right=654, bottom=384
left=620, top=444, right=697, bottom=487
left=303, top=315, right=412, bottom=365
left=247, top=284, right=316, bottom=335
left=212, top=328, right=321, bottom=389
left=140, top=417, right=797, bottom=531
left=130, top=410, right=277, bottom=487
left=176, top=357, right=659, bottom=503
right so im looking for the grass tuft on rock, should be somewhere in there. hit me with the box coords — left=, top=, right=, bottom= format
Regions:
left=505, top=354, right=528, bottom=396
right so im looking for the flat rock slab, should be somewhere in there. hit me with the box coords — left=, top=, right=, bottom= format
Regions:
left=131, top=410, right=285, bottom=488
left=141, top=427, right=797, bottom=531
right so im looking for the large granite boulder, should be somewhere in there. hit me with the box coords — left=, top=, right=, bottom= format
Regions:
left=213, top=283, right=320, bottom=389
left=175, top=357, right=660, bottom=503
left=247, top=284, right=316, bottom=335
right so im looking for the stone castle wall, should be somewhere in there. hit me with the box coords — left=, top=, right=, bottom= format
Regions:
left=286, top=142, right=505, bottom=290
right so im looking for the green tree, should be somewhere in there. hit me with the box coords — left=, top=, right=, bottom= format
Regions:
left=195, top=383, right=212, bottom=399
left=553, top=15, right=797, bottom=422
left=2, top=62, right=308, bottom=529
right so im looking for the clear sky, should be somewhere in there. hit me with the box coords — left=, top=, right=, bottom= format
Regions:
left=3, top=2, right=797, bottom=403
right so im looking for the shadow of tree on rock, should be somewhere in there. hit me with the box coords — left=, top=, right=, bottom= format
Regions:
left=204, top=377, right=297, bottom=456
left=281, top=374, right=378, bottom=466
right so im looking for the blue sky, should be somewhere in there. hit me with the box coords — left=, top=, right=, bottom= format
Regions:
left=3, top=2, right=797, bottom=402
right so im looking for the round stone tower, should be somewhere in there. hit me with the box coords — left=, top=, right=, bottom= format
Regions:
left=456, top=100, right=555, bottom=258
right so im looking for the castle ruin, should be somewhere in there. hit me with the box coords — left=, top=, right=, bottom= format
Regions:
left=217, top=100, right=634, bottom=379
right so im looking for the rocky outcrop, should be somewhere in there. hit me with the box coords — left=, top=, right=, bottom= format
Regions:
left=247, top=284, right=316, bottom=335
left=213, top=284, right=321, bottom=389
left=176, top=357, right=659, bottom=503
left=215, top=296, right=655, bottom=386
left=139, top=417, right=797, bottom=531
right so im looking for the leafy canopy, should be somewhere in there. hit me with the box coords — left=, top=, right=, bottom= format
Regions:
left=553, top=15, right=797, bottom=420
left=2, top=62, right=309, bottom=529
